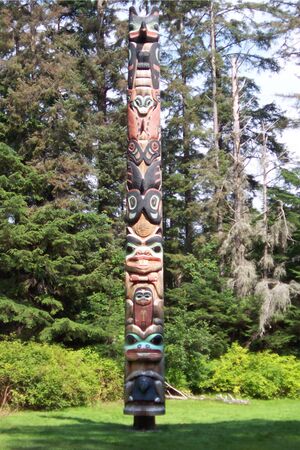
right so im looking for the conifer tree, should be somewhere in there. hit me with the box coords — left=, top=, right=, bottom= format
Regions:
left=0, top=0, right=125, bottom=347
left=0, top=143, right=124, bottom=345
left=0, top=0, right=299, bottom=359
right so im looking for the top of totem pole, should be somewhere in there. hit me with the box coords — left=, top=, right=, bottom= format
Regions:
left=129, top=6, right=159, bottom=43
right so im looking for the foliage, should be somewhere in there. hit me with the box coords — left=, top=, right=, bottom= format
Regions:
left=0, top=341, right=122, bottom=410
left=0, top=143, right=124, bottom=345
left=0, top=0, right=299, bottom=388
left=200, top=343, right=300, bottom=399
left=164, top=247, right=263, bottom=391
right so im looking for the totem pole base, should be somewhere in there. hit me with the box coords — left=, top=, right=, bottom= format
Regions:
left=124, top=403, right=165, bottom=416
left=133, top=415, right=156, bottom=431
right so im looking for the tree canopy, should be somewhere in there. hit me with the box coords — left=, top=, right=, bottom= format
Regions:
left=0, top=0, right=299, bottom=387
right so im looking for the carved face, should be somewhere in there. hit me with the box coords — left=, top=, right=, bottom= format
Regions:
left=126, top=159, right=162, bottom=225
left=129, top=90, right=157, bottom=118
left=129, top=7, right=159, bottom=43
left=127, top=89, right=161, bottom=141
left=125, top=332, right=163, bottom=361
left=126, top=234, right=163, bottom=274
left=127, top=189, right=162, bottom=225
left=128, top=140, right=160, bottom=166
left=134, top=287, right=153, bottom=306
left=132, top=95, right=154, bottom=116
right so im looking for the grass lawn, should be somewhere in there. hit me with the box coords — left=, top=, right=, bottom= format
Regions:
left=0, top=399, right=299, bottom=450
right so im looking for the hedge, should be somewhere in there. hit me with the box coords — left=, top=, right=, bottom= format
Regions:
left=0, top=341, right=122, bottom=410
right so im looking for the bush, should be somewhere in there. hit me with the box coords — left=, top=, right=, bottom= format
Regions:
left=93, top=356, right=123, bottom=402
left=199, top=343, right=300, bottom=399
left=0, top=341, right=122, bottom=410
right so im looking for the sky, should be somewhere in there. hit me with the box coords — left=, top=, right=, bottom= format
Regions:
left=256, top=59, right=299, bottom=164
left=246, top=57, right=299, bottom=210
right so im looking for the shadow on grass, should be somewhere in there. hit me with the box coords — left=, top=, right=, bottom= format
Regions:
left=2, top=417, right=300, bottom=450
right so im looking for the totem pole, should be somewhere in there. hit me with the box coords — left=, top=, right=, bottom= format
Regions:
left=124, top=6, right=164, bottom=429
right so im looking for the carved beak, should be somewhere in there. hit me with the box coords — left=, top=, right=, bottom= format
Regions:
left=139, top=21, right=147, bottom=39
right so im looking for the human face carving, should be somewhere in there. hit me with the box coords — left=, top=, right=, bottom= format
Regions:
left=134, top=287, right=153, bottom=306
left=125, top=234, right=163, bottom=274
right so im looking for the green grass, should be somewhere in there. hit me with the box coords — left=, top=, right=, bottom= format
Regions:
left=0, top=399, right=299, bottom=450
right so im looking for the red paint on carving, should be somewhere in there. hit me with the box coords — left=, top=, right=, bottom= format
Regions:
left=134, top=302, right=153, bottom=330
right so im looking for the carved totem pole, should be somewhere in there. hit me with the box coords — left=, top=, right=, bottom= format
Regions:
left=124, top=6, right=164, bottom=427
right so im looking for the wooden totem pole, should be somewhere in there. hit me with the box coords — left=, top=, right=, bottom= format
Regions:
left=124, top=6, right=164, bottom=429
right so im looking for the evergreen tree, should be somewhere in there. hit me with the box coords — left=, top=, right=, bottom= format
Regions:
left=0, top=143, right=124, bottom=345
left=0, top=0, right=299, bottom=363
left=0, top=0, right=126, bottom=348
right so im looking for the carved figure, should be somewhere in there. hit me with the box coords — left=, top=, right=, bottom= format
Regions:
left=125, top=332, right=163, bottom=361
left=125, top=230, right=163, bottom=275
left=125, top=6, right=164, bottom=419
left=125, top=371, right=164, bottom=404
left=128, top=139, right=160, bottom=166
left=126, top=286, right=163, bottom=330
left=126, top=159, right=162, bottom=225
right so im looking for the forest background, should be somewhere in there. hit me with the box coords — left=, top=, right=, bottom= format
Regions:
left=0, top=0, right=300, bottom=405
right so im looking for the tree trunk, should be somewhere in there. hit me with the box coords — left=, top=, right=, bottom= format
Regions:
left=179, top=17, right=193, bottom=251
left=210, top=1, right=220, bottom=163
left=210, top=1, right=223, bottom=233
left=97, top=0, right=108, bottom=118
left=261, top=121, right=269, bottom=278
left=96, top=0, right=109, bottom=214
left=231, top=56, right=244, bottom=269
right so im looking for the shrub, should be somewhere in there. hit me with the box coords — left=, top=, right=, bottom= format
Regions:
left=0, top=341, right=122, bottom=410
left=199, top=343, right=300, bottom=399
left=93, top=356, right=123, bottom=402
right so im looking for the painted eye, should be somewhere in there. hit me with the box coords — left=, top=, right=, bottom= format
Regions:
left=144, top=292, right=152, bottom=299
left=128, top=196, right=137, bottom=210
left=126, top=334, right=137, bottom=345
left=129, top=23, right=135, bottom=31
left=153, top=23, right=159, bottom=31
left=128, top=142, right=135, bottom=152
left=151, top=335, right=163, bottom=346
left=150, top=195, right=159, bottom=209
left=152, top=245, right=161, bottom=253
left=126, top=245, right=134, bottom=254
